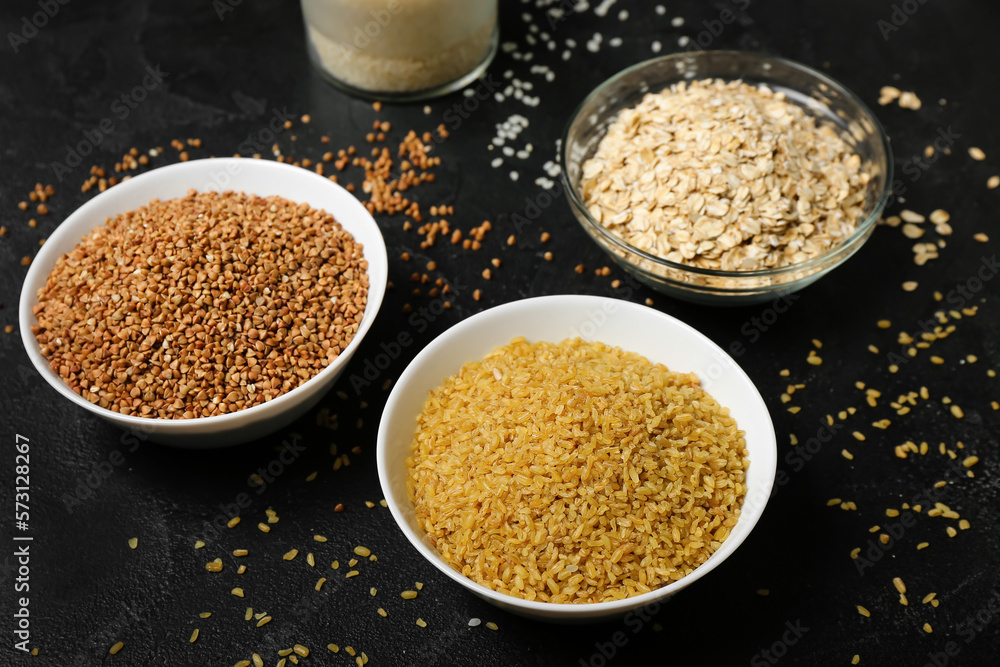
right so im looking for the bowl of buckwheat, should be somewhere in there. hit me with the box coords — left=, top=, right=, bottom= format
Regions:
left=561, top=50, right=892, bottom=305
left=19, top=158, right=387, bottom=447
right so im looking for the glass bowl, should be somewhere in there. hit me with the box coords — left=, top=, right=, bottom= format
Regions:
left=560, top=51, right=892, bottom=306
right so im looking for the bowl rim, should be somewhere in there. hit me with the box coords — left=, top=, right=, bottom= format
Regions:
left=18, top=157, right=388, bottom=432
left=559, top=49, right=894, bottom=279
left=376, top=294, right=777, bottom=616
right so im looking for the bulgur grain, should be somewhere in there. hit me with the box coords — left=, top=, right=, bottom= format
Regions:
left=407, top=338, right=747, bottom=604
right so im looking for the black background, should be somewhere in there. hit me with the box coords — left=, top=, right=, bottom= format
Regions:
left=2, top=1, right=999, bottom=665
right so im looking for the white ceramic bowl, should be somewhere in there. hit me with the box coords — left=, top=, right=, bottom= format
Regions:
left=19, top=158, right=387, bottom=447
left=377, top=295, right=777, bottom=622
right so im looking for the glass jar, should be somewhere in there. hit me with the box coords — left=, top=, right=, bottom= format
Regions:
left=302, top=0, right=498, bottom=101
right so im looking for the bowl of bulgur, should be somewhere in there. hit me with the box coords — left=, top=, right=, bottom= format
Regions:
left=376, top=295, right=776, bottom=621
left=19, top=158, right=387, bottom=447
left=561, top=51, right=892, bottom=305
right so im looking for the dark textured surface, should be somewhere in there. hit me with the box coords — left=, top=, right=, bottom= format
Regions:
left=1, top=1, right=999, bottom=665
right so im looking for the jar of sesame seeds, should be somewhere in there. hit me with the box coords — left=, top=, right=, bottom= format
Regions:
left=302, top=0, right=498, bottom=101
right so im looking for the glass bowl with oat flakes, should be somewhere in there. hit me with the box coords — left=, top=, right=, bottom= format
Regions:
left=561, top=51, right=892, bottom=305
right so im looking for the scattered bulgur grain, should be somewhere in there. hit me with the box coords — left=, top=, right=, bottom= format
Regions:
left=283, top=549, right=299, bottom=561
left=507, top=234, right=516, bottom=246
left=416, top=618, right=427, bottom=627
left=902, top=281, right=918, bottom=292
left=199, top=612, right=212, bottom=618
left=377, top=608, right=387, bottom=617
left=543, top=251, right=553, bottom=261
left=258, top=523, right=271, bottom=533
left=950, top=405, right=964, bottom=418
left=128, top=537, right=138, bottom=549
left=486, top=622, right=499, bottom=630
left=294, top=645, right=309, bottom=657
left=190, top=629, right=199, bottom=643
left=857, top=605, right=870, bottom=618
left=109, top=642, right=124, bottom=655
left=482, top=268, right=492, bottom=279
left=877, top=319, right=891, bottom=328
left=974, top=233, right=990, bottom=242
left=232, top=588, right=244, bottom=597
left=346, top=570, right=359, bottom=578
left=195, top=540, right=205, bottom=549
left=227, top=517, right=241, bottom=528
left=257, top=616, right=272, bottom=627
left=401, top=590, right=418, bottom=599
left=969, top=147, right=987, bottom=161
left=842, top=450, right=854, bottom=460
left=917, top=542, right=929, bottom=550
left=988, top=175, right=1000, bottom=189
left=923, top=623, right=933, bottom=634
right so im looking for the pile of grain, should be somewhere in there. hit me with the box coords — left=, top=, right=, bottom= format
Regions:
left=581, top=78, right=870, bottom=271
left=406, top=338, right=748, bottom=604
left=32, top=190, right=368, bottom=419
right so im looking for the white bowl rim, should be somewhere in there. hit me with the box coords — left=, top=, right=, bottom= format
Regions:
left=18, top=157, right=388, bottom=432
left=377, top=294, right=777, bottom=616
